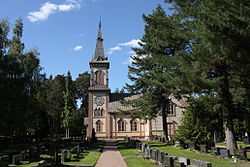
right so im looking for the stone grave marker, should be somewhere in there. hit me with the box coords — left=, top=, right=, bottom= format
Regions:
left=12, top=154, right=20, bottom=165
left=200, top=145, right=207, bottom=153
left=243, top=137, right=250, bottom=145
left=237, top=149, right=247, bottom=161
left=211, top=147, right=220, bottom=156
left=0, top=155, right=9, bottom=167
left=179, top=157, right=190, bottom=166
left=192, top=159, right=212, bottom=167
left=61, top=150, right=66, bottom=162
left=188, top=142, right=196, bottom=150
left=220, top=149, right=230, bottom=158
left=158, top=151, right=167, bottom=164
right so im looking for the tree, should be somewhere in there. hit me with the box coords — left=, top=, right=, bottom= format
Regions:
left=62, top=71, right=76, bottom=138
left=126, top=5, right=188, bottom=142
left=175, top=95, right=222, bottom=147
left=165, top=0, right=250, bottom=152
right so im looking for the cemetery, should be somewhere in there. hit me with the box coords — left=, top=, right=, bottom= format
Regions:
left=0, top=138, right=105, bottom=167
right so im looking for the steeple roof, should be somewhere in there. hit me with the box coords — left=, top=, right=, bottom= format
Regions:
left=92, top=21, right=107, bottom=61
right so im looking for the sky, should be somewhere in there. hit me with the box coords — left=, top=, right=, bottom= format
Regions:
left=0, top=0, right=171, bottom=92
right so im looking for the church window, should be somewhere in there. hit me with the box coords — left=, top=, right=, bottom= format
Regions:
left=96, top=120, right=102, bottom=132
left=118, top=119, right=126, bottom=132
left=94, top=70, right=105, bottom=85
left=131, top=120, right=138, bottom=131
left=94, top=108, right=103, bottom=116
left=167, top=103, right=176, bottom=116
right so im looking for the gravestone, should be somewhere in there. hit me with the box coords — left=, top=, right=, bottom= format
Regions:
left=200, top=145, right=207, bottom=153
left=158, top=151, right=167, bottom=164
left=188, top=142, right=196, bottom=150
left=192, top=159, right=212, bottom=167
left=141, top=144, right=146, bottom=153
left=237, top=149, right=247, bottom=161
left=179, top=157, right=190, bottom=166
left=77, top=145, right=80, bottom=154
left=12, top=154, right=20, bottom=165
left=61, top=150, right=66, bottom=162
left=220, top=149, right=230, bottom=158
left=0, top=155, right=9, bottom=167
left=243, top=137, right=250, bottom=145
left=163, top=155, right=175, bottom=167
left=174, top=160, right=185, bottom=167
left=211, top=147, right=220, bottom=156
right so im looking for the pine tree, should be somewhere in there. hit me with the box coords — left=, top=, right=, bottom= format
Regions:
left=126, top=5, right=189, bottom=142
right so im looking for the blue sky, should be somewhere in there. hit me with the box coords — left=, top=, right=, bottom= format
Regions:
left=0, top=0, right=170, bottom=92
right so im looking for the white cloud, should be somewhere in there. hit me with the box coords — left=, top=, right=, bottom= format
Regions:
left=73, top=45, right=83, bottom=51
left=73, top=33, right=85, bottom=39
left=27, top=0, right=82, bottom=23
left=118, top=39, right=141, bottom=48
left=107, top=46, right=122, bottom=55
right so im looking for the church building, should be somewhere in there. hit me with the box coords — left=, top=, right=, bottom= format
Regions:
left=86, top=23, right=187, bottom=139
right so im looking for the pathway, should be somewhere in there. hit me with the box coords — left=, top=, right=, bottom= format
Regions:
left=95, top=140, right=127, bottom=167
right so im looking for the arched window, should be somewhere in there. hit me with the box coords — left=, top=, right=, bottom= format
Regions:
left=94, top=108, right=103, bottom=116
left=167, top=103, right=176, bottom=116
left=131, top=120, right=138, bottom=131
left=94, top=70, right=105, bottom=85
left=118, top=119, right=126, bottom=132
left=96, top=120, right=103, bottom=132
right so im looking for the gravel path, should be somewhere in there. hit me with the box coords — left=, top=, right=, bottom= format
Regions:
left=95, top=140, right=127, bottom=167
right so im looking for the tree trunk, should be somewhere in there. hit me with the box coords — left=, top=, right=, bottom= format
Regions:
left=162, top=102, right=169, bottom=143
left=218, top=62, right=237, bottom=153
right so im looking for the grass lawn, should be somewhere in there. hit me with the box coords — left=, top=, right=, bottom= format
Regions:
left=124, top=157, right=157, bottom=167
left=117, top=140, right=157, bottom=167
left=216, top=141, right=250, bottom=149
left=64, top=151, right=101, bottom=166
left=17, top=162, right=40, bottom=167
left=117, top=141, right=142, bottom=156
left=144, top=141, right=250, bottom=167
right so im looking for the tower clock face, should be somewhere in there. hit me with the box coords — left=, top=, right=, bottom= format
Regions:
left=94, top=96, right=104, bottom=106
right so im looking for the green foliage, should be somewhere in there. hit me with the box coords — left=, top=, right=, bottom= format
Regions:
left=175, top=95, right=221, bottom=146
left=0, top=18, right=47, bottom=137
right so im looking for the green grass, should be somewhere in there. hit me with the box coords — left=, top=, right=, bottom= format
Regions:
left=117, top=141, right=142, bottom=156
left=64, top=151, right=100, bottom=166
left=117, top=141, right=156, bottom=167
left=124, top=157, right=157, bottom=167
left=216, top=141, right=250, bottom=149
left=144, top=141, right=250, bottom=167
left=16, top=161, right=40, bottom=167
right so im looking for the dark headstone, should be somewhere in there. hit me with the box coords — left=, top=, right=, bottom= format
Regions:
left=200, top=145, right=207, bottom=153
left=188, top=142, right=196, bottom=150
left=174, top=160, right=185, bottom=167
left=220, top=149, right=230, bottom=158
left=237, top=149, right=247, bottom=161
left=12, top=154, right=20, bottom=165
left=158, top=151, right=167, bottom=163
left=0, top=155, right=9, bottom=167
left=61, top=150, right=66, bottom=162
left=179, top=157, right=190, bottom=166
left=192, top=159, right=212, bottom=167
left=163, top=155, right=175, bottom=167
left=211, top=147, right=220, bottom=156
left=243, top=137, right=250, bottom=145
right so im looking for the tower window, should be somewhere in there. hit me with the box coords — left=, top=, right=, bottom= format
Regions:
left=167, top=103, right=176, bottom=116
left=131, top=120, right=138, bottom=131
left=94, top=70, right=105, bottom=85
left=94, top=108, right=103, bottom=116
left=118, top=119, right=126, bottom=132
left=96, top=120, right=103, bottom=132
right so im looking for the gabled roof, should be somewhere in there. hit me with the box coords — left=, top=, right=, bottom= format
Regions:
left=108, top=93, right=141, bottom=112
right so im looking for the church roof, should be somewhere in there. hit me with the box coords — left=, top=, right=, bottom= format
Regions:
left=108, top=93, right=141, bottom=112
left=91, top=21, right=107, bottom=62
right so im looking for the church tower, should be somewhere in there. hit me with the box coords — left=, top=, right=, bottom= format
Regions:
left=87, top=22, right=111, bottom=138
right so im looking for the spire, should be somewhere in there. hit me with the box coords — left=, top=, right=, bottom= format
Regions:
left=93, top=20, right=106, bottom=61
